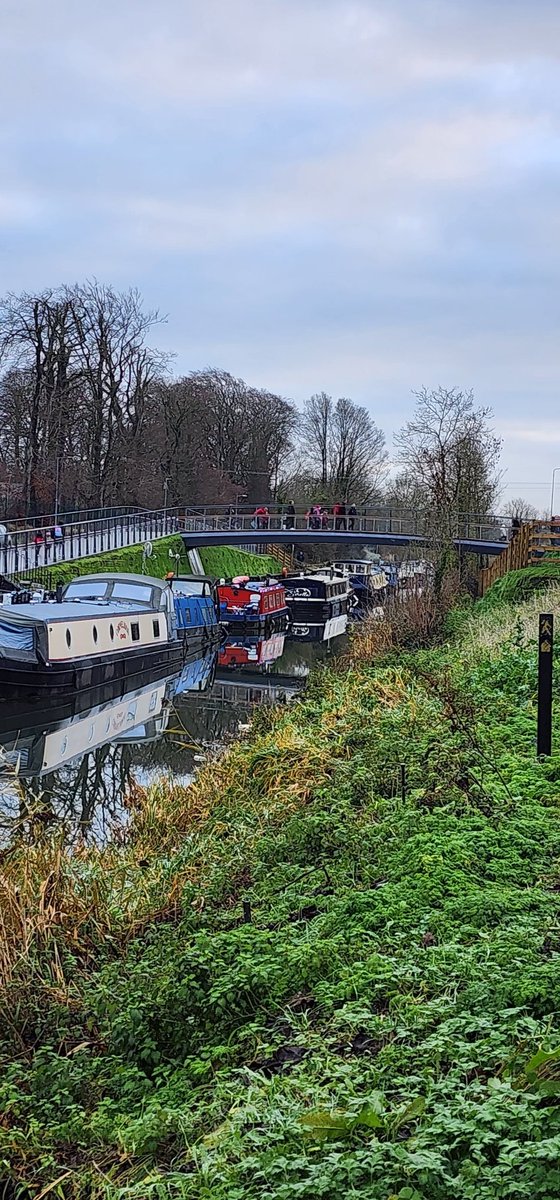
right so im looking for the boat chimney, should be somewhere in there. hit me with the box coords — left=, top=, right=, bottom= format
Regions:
left=56, top=583, right=63, bottom=603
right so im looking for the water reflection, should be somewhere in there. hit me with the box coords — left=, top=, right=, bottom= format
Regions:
left=0, top=616, right=348, bottom=844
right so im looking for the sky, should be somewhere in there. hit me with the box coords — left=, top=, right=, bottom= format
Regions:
left=1, top=0, right=559, bottom=510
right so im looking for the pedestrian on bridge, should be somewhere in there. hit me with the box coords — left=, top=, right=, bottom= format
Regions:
left=253, top=505, right=270, bottom=530
left=284, top=500, right=296, bottom=530
left=33, top=528, right=45, bottom=564
left=48, top=523, right=64, bottom=561
left=348, top=502, right=357, bottom=531
left=333, top=501, right=347, bottom=531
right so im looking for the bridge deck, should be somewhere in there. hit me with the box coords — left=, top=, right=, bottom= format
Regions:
left=181, top=530, right=505, bottom=556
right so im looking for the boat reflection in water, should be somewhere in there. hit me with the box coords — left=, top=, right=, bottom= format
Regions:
left=0, top=651, right=217, bottom=844
left=289, top=613, right=349, bottom=643
left=219, top=631, right=286, bottom=671
left=0, top=614, right=349, bottom=845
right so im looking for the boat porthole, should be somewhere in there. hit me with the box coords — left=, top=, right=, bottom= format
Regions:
left=66, top=628, right=71, bottom=647
left=93, top=625, right=98, bottom=644
left=110, top=623, right=114, bottom=641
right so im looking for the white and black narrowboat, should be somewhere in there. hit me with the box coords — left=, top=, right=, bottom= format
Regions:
left=284, top=569, right=352, bottom=639
left=0, top=572, right=220, bottom=691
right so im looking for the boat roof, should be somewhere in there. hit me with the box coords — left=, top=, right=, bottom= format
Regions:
left=286, top=571, right=347, bottom=584
left=0, top=598, right=143, bottom=623
left=66, top=572, right=167, bottom=590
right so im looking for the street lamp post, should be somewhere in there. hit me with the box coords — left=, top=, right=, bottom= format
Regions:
left=550, top=468, right=560, bottom=520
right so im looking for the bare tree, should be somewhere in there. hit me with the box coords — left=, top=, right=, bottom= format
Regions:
left=301, top=393, right=332, bottom=488
left=0, top=290, right=80, bottom=511
left=329, top=397, right=387, bottom=500
left=395, top=387, right=502, bottom=532
left=296, top=393, right=386, bottom=502
left=394, top=387, right=502, bottom=590
left=68, top=282, right=169, bottom=505
left=503, top=496, right=538, bottom=522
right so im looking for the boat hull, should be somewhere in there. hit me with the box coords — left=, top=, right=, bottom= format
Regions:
left=285, top=596, right=349, bottom=623
left=222, top=609, right=289, bottom=634
left=0, top=632, right=219, bottom=696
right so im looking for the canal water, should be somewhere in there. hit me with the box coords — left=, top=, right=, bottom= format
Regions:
left=0, top=621, right=349, bottom=846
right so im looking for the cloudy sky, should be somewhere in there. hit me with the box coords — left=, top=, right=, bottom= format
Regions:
left=1, top=0, right=559, bottom=508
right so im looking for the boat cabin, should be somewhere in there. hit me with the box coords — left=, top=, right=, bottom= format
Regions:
left=217, top=577, right=288, bottom=624
left=0, top=573, right=174, bottom=672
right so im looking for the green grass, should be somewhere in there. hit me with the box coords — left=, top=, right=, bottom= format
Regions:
left=2, top=590, right=560, bottom=1197
left=16, top=535, right=189, bottom=586
left=16, top=539, right=281, bottom=587
left=480, top=563, right=560, bottom=609
left=199, top=545, right=282, bottom=578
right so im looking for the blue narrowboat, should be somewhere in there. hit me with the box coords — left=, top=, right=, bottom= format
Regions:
left=167, top=574, right=221, bottom=645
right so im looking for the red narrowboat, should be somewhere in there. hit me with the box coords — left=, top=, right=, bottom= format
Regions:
left=217, top=576, right=288, bottom=631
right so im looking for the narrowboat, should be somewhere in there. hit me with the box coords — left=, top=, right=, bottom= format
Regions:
left=0, top=572, right=220, bottom=691
left=331, top=560, right=388, bottom=613
left=284, top=569, right=352, bottom=631
left=217, top=576, right=288, bottom=631
left=166, top=573, right=221, bottom=644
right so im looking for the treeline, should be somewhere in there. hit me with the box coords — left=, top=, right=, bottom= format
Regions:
left=0, top=283, right=504, bottom=521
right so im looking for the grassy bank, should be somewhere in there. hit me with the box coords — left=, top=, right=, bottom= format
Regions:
left=23, top=535, right=190, bottom=586
left=2, top=582, right=560, bottom=1197
left=20, top=539, right=281, bottom=586
left=199, top=545, right=282, bottom=578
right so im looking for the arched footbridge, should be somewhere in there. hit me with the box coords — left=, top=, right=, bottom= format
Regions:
left=2, top=503, right=509, bottom=580
left=180, top=527, right=506, bottom=556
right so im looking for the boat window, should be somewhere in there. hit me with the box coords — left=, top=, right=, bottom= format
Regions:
left=153, top=619, right=160, bottom=638
left=66, top=628, right=71, bottom=647
left=110, top=623, right=114, bottom=641
left=131, top=622, right=140, bottom=641
left=93, top=625, right=98, bottom=644
left=65, top=581, right=108, bottom=600
left=112, top=582, right=154, bottom=604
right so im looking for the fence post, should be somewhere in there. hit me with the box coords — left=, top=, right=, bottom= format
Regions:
left=537, top=613, right=553, bottom=757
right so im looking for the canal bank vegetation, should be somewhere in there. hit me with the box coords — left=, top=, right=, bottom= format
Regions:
left=198, top=546, right=282, bottom=579
left=32, top=534, right=190, bottom=585
left=23, top=538, right=281, bottom=587
left=2, top=574, right=560, bottom=1198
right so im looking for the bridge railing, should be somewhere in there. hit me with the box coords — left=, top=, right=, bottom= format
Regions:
left=4, top=509, right=182, bottom=580
left=180, top=506, right=508, bottom=543
left=1, top=502, right=510, bottom=582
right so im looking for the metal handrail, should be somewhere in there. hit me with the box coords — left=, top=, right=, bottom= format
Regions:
left=1, top=501, right=512, bottom=582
